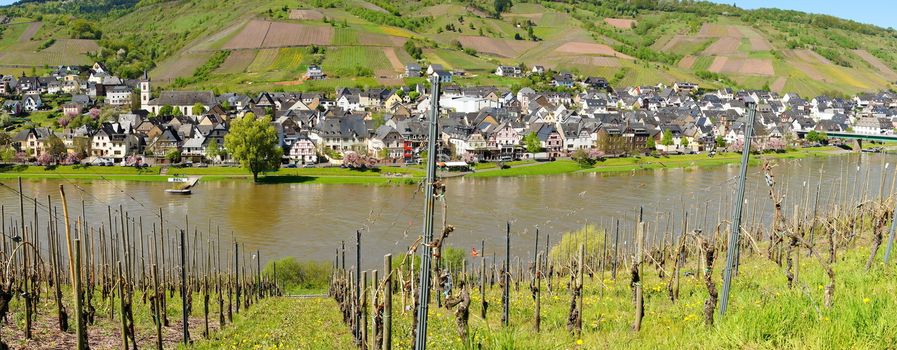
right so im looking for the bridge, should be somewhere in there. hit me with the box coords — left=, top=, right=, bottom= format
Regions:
left=794, top=130, right=897, bottom=151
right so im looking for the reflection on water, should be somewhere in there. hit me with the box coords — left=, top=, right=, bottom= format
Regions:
left=1, top=153, right=893, bottom=268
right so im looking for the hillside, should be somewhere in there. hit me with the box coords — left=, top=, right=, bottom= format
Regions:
left=2, top=0, right=897, bottom=96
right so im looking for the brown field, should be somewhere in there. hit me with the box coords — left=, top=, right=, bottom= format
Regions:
left=382, top=47, right=404, bottom=71
left=222, top=20, right=270, bottom=49
left=45, top=39, right=99, bottom=54
left=0, top=40, right=93, bottom=66
left=853, top=49, right=897, bottom=80
left=262, top=22, right=333, bottom=48
left=771, top=77, right=787, bottom=92
left=223, top=20, right=333, bottom=49
left=604, top=18, right=636, bottom=29
left=678, top=55, right=696, bottom=69
left=709, top=56, right=774, bottom=75
left=458, top=36, right=537, bottom=58
left=150, top=52, right=213, bottom=83
left=191, top=20, right=248, bottom=52
left=659, top=35, right=707, bottom=53
left=748, top=37, right=772, bottom=51
left=289, top=9, right=324, bottom=20
left=697, top=23, right=739, bottom=37
left=791, top=49, right=831, bottom=65
left=567, top=56, right=621, bottom=67
left=736, top=26, right=772, bottom=51
left=555, top=42, right=631, bottom=59
left=357, top=32, right=406, bottom=47
left=703, top=37, right=740, bottom=55
left=18, top=22, right=41, bottom=42
left=789, top=60, right=825, bottom=80
left=216, top=50, right=256, bottom=74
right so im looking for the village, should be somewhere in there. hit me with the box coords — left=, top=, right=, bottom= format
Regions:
left=0, top=61, right=893, bottom=169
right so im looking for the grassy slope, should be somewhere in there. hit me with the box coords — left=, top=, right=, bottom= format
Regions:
left=3, top=1, right=896, bottom=95
left=186, top=245, right=896, bottom=349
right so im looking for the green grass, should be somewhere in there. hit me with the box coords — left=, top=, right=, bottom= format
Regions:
left=323, top=46, right=391, bottom=77
left=187, top=297, right=355, bottom=349
left=188, top=241, right=897, bottom=349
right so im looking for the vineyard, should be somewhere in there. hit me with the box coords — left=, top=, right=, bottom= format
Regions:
left=316, top=158, right=896, bottom=349
left=0, top=180, right=280, bottom=349
left=0, top=159, right=895, bottom=349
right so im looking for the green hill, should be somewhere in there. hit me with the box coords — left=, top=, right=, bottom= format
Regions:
left=2, top=0, right=897, bottom=96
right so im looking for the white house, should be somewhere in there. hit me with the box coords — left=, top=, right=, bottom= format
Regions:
left=106, top=85, right=132, bottom=106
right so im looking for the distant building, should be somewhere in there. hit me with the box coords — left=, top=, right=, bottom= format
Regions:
left=106, top=85, right=132, bottom=106
left=405, top=64, right=421, bottom=78
left=495, top=65, right=522, bottom=77
left=306, top=65, right=325, bottom=80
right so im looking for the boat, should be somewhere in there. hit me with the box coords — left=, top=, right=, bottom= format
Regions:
left=165, top=175, right=195, bottom=194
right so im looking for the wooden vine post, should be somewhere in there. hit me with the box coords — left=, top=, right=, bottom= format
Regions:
left=632, top=211, right=645, bottom=332
left=534, top=252, right=542, bottom=332
left=60, top=185, right=88, bottom=349
left=383, top=254, right=392, bottom=350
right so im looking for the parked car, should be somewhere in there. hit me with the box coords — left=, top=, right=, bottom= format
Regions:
left=303, top=164, right=316, bottom=168
left=285, top=163, right=297, bottom=168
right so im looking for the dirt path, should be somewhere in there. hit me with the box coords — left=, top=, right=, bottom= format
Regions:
left=18, top=21, right=41, bottom=42
left=382, top=47, right=404, bottom=71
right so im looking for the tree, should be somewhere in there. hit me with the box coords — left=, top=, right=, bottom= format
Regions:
left=661, top=129, right=674, bottom=147
left=646, top=136, right=656, bottom=150
left=171, top=106, right=184, bottom=116
left=681, top=137, right=689, bottom=148
left=523, top=131, right=542, bottom=153
left=571, top=149, right=594, bottom=167
left=493, top=0, right=512, bottom=18
left=206, top=138, right=220, bottom=162
left=805, top=130, right=828, bottom=144
left=715, top=135, right=727, bottom=148
left=0, top=147, right=15, bottom=163
left=224, top=113, right=283, bottom=182
left=165, top=150, right=182, bottom=163
left=192, top=103, right=206, bottom=116
left=45, top=135, right=67, bottom=161
left=158, top=105, right=174, bottom=116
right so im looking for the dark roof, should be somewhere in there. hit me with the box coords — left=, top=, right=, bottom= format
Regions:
left=151, top=91, right=216, bottom=106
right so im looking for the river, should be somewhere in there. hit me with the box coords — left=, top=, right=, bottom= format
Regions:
left=1, top=152, right=893, bottom=268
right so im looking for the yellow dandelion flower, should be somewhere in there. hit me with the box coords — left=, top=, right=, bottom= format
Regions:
left=863, top=297, right=871, bottom=304
left=576, top=339, right=584, bottom=345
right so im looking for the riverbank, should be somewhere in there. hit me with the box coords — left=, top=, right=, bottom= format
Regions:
left=0, top=146, right=857, bottom=184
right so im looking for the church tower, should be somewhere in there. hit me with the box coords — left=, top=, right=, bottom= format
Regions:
left=139, top=70, right=151, bottom=111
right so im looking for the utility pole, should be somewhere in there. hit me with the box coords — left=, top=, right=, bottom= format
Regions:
left=413, top=75, right=441, bottom=350
left=719, top=104, right=756, bottom=317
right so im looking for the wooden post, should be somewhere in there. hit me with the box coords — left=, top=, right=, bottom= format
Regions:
left=234, top=241, right=240, bottom=314
left=362, top=271, right=369, bottom=350
left=153, top=264, right=163, bottom=350
left=534, top=252, right=542, bottom=332
left=383, top=254, right=392, bottom=350
left=71, top=239, right=86, bottom=349
left=632, top=212, right=645, bottom=332
left=577, top=244, right=584, bottom=334
left=502, top=222, right=510, bottom=328
left=612, top=219, right=620, bottom=280
left=180, top=229, right=190, bottom=345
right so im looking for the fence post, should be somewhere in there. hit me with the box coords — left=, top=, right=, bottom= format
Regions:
left=181, top=229, right=190, bottom=345
left=383, top=254, right=392, bottom=350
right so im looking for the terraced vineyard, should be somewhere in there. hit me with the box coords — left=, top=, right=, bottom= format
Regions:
left=3, top=0, right=896, bottom=95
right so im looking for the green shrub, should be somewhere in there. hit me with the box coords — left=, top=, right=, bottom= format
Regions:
left=263, top=257, right=332, bottom=294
